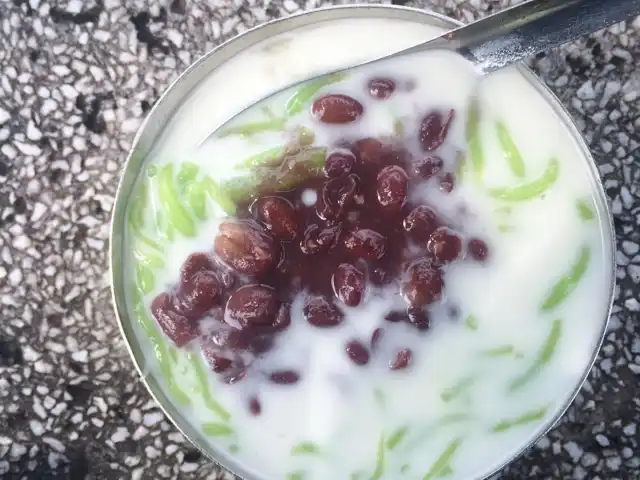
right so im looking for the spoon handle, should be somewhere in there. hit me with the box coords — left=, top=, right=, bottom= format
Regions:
left=199, top=0, right=640, bottom=147
left=403, top=0, right=640, bottom=73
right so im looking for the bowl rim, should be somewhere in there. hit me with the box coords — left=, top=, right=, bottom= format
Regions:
left=109, top=4, right=616, bottom=479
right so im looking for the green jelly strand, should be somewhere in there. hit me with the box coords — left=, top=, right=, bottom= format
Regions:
left=189, top=354, right=231, bottom=421
left=541, top=246, right=591, bottom=312
left=131, top=288, right=190, bottom=406
left=157, top=163, right=196, bottom=237
left=509, top=319, right=562, bottom=392
left=218, top=117, right=287, bottom=137
left=465, top=97, right=484, bottom=182
left=488, top=157, right=559, bottom=202
left=496, top=120, right=526, bottom=178
left=423, top=438, right=463, bottom=480
left=491, top=405, right=549, bottom=433
left=285, top=72, right=348, bottom=116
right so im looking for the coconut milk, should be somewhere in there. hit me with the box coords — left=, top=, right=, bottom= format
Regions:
left=124, top=17, right=612, bottom=480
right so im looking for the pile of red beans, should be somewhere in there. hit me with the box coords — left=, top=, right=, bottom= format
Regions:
left=150, top=77, right=489, bottom=398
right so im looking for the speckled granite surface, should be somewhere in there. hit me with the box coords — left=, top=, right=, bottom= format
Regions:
left=0, top=0, right=638, bottom=478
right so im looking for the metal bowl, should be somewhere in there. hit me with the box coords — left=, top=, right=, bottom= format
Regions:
left=110, top=5, right=615, bottom=479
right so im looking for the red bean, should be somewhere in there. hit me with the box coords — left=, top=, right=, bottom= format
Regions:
left=345, top=340, right=370, bottom=366
left=202, top=344, right=233, bottom=373
left=407, top=307, right=430, bottom=330
left=439, top=172, right=456, bottom=193
left=151, top=293, right=200, bottom=347
left=352, top=138, right=385, bottom=165
left=214, top=219, right=279, bottom=276
left=376, top=165, right=408, bottom=212
left=218, top=269, right=236, bottom=290
left=317, top=174, right=359, bottom=221
left=332, top=263, right=365, bottom=307
left=384, top=311, right=408, bottom=323
left=384, top=146, right=414, bottom=166
left=468, top=238, right=489, bottom=262
left=312, top=94, right=364, bottom=124
left=174, top=272, right=220, bottom=319
left=303, top=296, right=344, bottom=328
left=370, top=266, right=393, bottom=287
left=300, top=224, right=342, bottom=255
left=211, top=328, right=251, bottom=350
left=344, top=228, right=387, bottom=260
left=403, top=205, right=439, bottom=243
left=271, top=303, right=292, bottom=333
left=402, top=258, right=444, bottom=307
left=222, top=365, right=247, bottom=385
left=211, top=328, right=275, bottom=354
left=371, top=328, right=384, bottom=351
left=390, top=348, right=413, bottom=370
left=249, top=396, right=261, bottom=416
left=180, top=252, right=216, bottom=284
left=368, top=78, right=396, bottom=99
left=427, top=227, right=463, bottom=265
left=269, top=370, right=300, bottom=385
left=419, top=109, right=455, bottom=151
left=255, top=196, right=298, bottom=241
left=324, top=150, right=355, bottom=178
left=225, top=284, right=280, bottom=329
left=249, top=335, right=275, bottom=355
left=414, top=155, right=444, bottom=179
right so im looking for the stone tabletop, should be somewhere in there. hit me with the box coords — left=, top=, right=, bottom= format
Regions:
left=0, top=0, right=638, bottom=478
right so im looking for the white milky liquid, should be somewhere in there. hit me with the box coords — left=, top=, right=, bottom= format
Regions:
left=124, top=17, right=613, bottom=480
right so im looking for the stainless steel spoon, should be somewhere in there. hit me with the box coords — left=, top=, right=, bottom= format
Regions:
left=200, top=0, right=640, bottom=145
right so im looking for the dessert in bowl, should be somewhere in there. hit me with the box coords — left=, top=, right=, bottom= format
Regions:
left=110, top=6, right=614, bottom=480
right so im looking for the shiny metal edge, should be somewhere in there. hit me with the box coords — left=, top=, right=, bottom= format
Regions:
left=109, top=5, right=616, bottom=480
